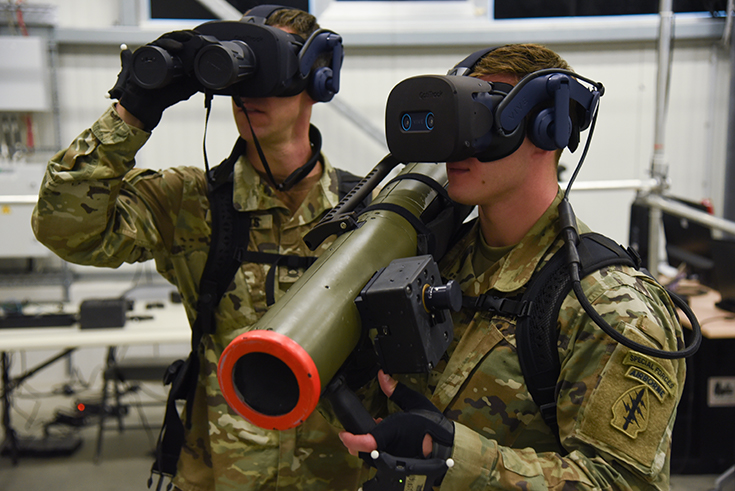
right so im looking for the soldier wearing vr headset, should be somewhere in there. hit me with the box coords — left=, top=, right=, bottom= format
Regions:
left=32, top=5, right=372, bottom=491
left=341, top=44, right=686, bottom=490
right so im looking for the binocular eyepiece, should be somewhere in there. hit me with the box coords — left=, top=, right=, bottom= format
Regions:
left=131, top=38, right=257, bottom=92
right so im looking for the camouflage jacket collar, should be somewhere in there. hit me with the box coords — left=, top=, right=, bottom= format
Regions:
left=231, top=151, right=341, bottom=219
left=443, top=188, right=589, bottom=294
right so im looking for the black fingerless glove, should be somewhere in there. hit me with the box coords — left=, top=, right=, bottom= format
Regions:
left=368, top=382, right=455, bottom=460
left=108, top=31, right=204, bottom=131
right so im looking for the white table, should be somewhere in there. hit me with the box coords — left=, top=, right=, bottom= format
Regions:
left=0, top=302, right=191, bottom=351
left=0, top=301, right=191, bottom=464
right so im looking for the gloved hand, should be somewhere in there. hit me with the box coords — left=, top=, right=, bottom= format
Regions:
left=108, top=30, right=204, bottom=131
left=340, top=371, right=454, bottom=460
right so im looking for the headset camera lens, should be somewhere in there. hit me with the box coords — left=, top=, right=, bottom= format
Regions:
left=425, top=112, right=434, bottom=130
left=401, top=113, right=412, bottom=131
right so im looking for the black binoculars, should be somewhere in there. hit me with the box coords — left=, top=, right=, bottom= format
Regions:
left=129, top=20, right=329, bottom=99
left=131, top=36, right=256, bottom=92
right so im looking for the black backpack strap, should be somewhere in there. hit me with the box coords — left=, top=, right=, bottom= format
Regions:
left=515, top=232, right=637, bottom=445
left=463, top=232, right=638, bottom=450
left=150, top=152, right=375, bottom=488
left=150, top=138, right=249, bottom=489
left=149, top=357, right=198, bottom=489
left=514, top=247, right=571, bottom=441
left=576, top=232, right=640, bottom=276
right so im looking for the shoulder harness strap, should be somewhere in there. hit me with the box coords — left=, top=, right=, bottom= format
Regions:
left=463, top=232, right=639, bottom=447
left=150, top=138, right=248, bottom=489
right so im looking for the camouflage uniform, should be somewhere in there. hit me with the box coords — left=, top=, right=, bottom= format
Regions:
left=31, top=105, right=368, bottom=491
left=429, top=189, right=685, bottom=490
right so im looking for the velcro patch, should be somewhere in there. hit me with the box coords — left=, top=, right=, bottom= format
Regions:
left=577, top=327, right=681, bottom=472
left=250, top=214, right=273, bottom=230
left=611, top=385, right=649, bottom=438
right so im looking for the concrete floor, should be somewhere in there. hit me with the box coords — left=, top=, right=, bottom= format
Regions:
left=0, top=402, right=728, bottom=491
left=1, top=390, right=167, bottom=491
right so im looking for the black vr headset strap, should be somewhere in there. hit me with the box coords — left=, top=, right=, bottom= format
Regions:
left=447, top=46, right=498, bottom=76
left=242, top=4, right=289, bottom=22
left=495, top=69, right=603, bottom=152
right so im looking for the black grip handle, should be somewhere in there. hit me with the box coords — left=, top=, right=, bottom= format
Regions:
left=323, top=375, right=377, bottom=434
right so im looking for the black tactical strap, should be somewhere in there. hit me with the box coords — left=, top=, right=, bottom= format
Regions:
left=389, top=172, right=451, bottom=201
left=150, top=138, right=248, bottom=488
left=239, top=252, right=318, bottom=306
left=361, top=202, right=436, bottom=256
left=464, top=232, right=638, bottom=447
left=461, top=294, right=531, bottom=318
left=362, top=172, right=471, bottom=260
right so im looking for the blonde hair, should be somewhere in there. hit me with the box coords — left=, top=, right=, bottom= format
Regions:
left=470, top=44, right=572, bottom=83
left=264, top=8, right=320, bottom=39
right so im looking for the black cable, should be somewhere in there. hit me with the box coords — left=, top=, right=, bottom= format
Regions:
left=558, top=199, right=702, bottom=360
left=557, top=86, right=701, bottom=360
left=202, top=91, right=214, bottom=175
left=563, top=105, right=599, bottom=201
left=570, top=273, right=701, bottom=359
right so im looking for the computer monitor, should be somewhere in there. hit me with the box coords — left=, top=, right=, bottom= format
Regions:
left=661, top=197, right=714, bottom=286
left=628, top=201, right=651, bottom=269
left=628, top=197, right=714, bottom=285
left=710, top=238, right=735, bottom=313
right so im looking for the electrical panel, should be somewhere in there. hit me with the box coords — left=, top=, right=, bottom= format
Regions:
left=0, top=36, right=51, bottom=112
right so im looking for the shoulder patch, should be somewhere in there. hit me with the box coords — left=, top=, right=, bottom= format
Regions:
left=576, top=327, right=681, bottom=473
left=611, top=385, right=649, bottom=438
left=623, top=352, right=676, bottom=400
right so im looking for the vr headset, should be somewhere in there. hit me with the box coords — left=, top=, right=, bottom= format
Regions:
left=129, top=5, right=343, bottom=102
left=385, top=47, right=604, bottom=163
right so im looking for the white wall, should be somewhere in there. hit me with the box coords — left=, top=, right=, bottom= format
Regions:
left=34, top=1, right=730, bottom=247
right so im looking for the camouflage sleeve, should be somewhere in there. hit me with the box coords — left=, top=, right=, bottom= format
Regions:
left=440, top=265, right=686, bottom=490
left=31, top=104, right=190, bottom=267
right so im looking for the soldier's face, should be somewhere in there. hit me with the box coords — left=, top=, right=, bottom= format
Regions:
left=445, top=73, right=539, bottom=207
left=232, top=90, right=313, bottom=145
left=230, top=24, right=315, bottom=146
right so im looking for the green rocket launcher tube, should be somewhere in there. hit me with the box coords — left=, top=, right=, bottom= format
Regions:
left=218, top=161, right=449, bottom=430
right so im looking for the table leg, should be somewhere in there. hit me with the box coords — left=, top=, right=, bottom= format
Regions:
left=1, top=351, right=19, bottom=465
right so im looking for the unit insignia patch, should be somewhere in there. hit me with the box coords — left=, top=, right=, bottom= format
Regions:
left=609, top=352, right=676, bottom=438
